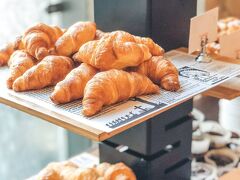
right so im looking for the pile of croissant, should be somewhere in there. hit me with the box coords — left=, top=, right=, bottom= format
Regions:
left=37, top=161, right=136, bottom=180
left=0, top=21, right=180, bottom=116
left=207, top=17, right=240, bottom=55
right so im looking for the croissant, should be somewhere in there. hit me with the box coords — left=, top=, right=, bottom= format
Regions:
left=50, top=63, right=98, bottom=104
left=37, top=161, right=77, bottom=180
left=104, top=163, right=137, bottom=180
left=206, top=42, right=220, bottom=55
left=133, top=36, right=164, bottom=56
left=37, top=161, right=99, bottom=180
left=55, top=21, right=96, bottom=56
left=0, top=36, right=24, bottom=66
left=13, top=55, right=73, bottom=92
left=95, top=29, right=109, bottom=40
left=6, top=50, right=36, bottom=89
left=73, top=31, right=152, bottom=70
left=130, top=56, right=180, bottom=91
left=22, top=23, right=63, bottom=60
left=94, top=30, right=164, bottom=55
left=96, top=163, right=111, bottom=177
left=82, top=69, right=159, bottom=116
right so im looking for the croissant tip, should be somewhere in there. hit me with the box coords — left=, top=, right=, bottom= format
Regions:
left=6, top=78, right=13, bottom=89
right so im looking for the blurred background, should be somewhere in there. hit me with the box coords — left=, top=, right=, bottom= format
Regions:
left=0, top=0, right=239, bottom=179
left=0, top=0, right=94, bottom=179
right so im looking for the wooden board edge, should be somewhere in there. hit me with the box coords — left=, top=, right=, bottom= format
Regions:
left=98, top=98, right=191, bottom=141
left=0, top=96, right=103, bottom=141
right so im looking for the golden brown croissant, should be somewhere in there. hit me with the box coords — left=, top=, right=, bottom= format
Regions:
left=96, top=163, right=111, bottom=177
left=94, top=30, right=164, bottom=55
left=13, top=55, right=73, bottom=92
left=0, top=36, right=24, bottom=66
left=73, top=31, right=152, bottom=70
left=6, top=50, right=36, bottom=89
left=95, top=29, right=109, bottom=40
left=55, top=21, right=96, bottom=56
left=71, top=167, right=99, bottom=180
left=50, top=63, right=98, bottom=104
left=22, top=23, right=63, bottom=60
left=133, top=36, right=164, bottom=56
left=37, top=161, right=99, bottom=180
left=130, top=56, right=180, bottom=91
left=206, top=42, right=220, bottom=55
left=104, top=162, right=136, bottom=180
left=82, top=69, right=159, bottom=116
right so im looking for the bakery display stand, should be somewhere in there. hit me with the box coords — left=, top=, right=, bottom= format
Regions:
left=3, top=1, right=240, bottom=179
left=100, top=100, right=193, bottom=180
left=95, top=0, right=197, bottom=179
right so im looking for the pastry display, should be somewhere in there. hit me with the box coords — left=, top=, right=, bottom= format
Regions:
left=0, top=36, right=23, bottom=66
left=133, top=36, right=164, bottom=56
left=191, top=161, right=218, bottom=180
left=204, top=148, right=239, bottom=176
left=55, top=21, right=96, bottom=56
left=22, top=23, right=64, bottom=60
left=192, top=138, right=211, bottom=156
left=0, top=20, right=180, bottom=117
left=82, top=69, right=159, bottom=116
left=36, top=161, right=136, bottom=180
left=13, top=55, right=73, bottom=91
left=73, top=30, right=152, bottom=70
left=93, top=30, right=164, bottom=56
left=103, top=162, right=136, bottom=180
left=200, top=121, right=231, bottom=148
left=50, top=63, right=98, bottom=104
left=217, top=17, right=240, bottom=39
left=129, top=56, right=180, bottom=91
left=94, top=29, right=108, bottom=40
left=191, top=112, right=240, bottom=178
left=206, top=17, right=240, bottom=55
left=6, top=50, right=36, bottom=89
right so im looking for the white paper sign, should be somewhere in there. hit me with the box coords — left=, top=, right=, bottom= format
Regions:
left=220, top=30, right=240, bottom=59
left=188, top=7, right=218, bottom=54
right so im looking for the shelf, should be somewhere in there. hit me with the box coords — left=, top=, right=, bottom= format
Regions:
left=177, top=48, right=240, bottom=100
left=1, top=50, right=239, bottom=141
left=0, top=67, right=190, bottom=141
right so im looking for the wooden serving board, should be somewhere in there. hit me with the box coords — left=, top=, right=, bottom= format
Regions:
left=0, top=66, right=190, bottom=141
left=0, top=50, right=239, bottom=141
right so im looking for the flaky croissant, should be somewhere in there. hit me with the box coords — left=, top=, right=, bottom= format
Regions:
left=22, top=23, right=63, bottom=60
left=133, top=36, right=164, bottom=56
left=37, top=161, right=99, bottom=180
left=73, top=31, right=152, bottom=70
left=82, top=69, right=159, bottom=116
left=104, top=163, right=137, bottom=180
left=96, top=163, right=111, bottom=177
left=93, top=30, right=164, bottom=55
left=6, top=50, right=36, bottom=89
left=50, top=63, right=98, bottom=104
left=13, top=55, right=73, bottom=92
left=130, top=56, right=180, bottom=91
left=37, top=161, right=76, bottom=180
left=37, top=161, right=136, bottom=180
left=55, top=21, right=96, bottom=56
left=0, top=36, right=24, bottom=66
left=94, top=29, right=109, bottom=40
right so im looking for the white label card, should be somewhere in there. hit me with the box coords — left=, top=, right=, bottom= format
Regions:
left=188, top=7, right=218, bottom=54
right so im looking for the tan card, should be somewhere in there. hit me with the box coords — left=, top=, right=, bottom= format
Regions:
left=188, top=7, right=218, bottom=54
left=220, top=30, right=240, bottom=59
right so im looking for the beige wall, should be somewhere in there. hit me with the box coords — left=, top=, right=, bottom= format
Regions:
left=205, top=0, right=240, bottom=18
